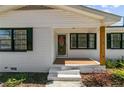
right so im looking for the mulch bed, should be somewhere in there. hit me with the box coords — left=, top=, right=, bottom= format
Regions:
left=81, top=73, right=124, bottom=87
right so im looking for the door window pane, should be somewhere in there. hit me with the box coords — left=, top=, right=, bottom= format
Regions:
left=58, top=35, right=66, bottom=55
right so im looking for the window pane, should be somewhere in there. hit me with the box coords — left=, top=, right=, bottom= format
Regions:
left=14, top=30, right=27, bottom=50
left=70, top=34, right=76, bottom=48
left=0, top=30, right=11, bottom=39
left=111, top=34, right=121, bottom=48
left=89, top=34, right=95, bottom=48
left=78, top=34, right=87, bottom=48
left=0, top=30, right=12, bottom=50
left=122, top=34, right=124, bottom=48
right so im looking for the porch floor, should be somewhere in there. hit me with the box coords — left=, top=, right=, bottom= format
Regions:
left=54, top=58, right=99, bottom=65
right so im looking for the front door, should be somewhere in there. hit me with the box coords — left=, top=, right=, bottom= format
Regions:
left=57, top=34, right=67, bottom=57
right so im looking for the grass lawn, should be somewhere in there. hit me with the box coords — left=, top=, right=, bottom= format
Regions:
left=0, top=73, right=49, bottom=87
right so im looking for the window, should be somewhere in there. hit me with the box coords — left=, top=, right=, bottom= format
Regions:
left=107, top=33, right=124, bottom=49
left=70, top=33, right=96, bottom=49
left=0, top=30, right=12, bottom=50
left=0, top=28, right=33, bottom=51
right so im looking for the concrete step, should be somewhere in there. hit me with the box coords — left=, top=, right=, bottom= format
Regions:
left=80, top=65, right=106, bottom=73
left=46, top=80, right=82, bottom=87
left=58, top=74, right=81, bottom=78
left=49, top=67, right=80, bottom=74
left=51, top=64, right=80, bottom=68
left=47, top=73, right=81, bottom=81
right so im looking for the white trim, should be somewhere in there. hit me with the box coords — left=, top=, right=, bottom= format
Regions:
left=50, top=5, right=104, bottom=20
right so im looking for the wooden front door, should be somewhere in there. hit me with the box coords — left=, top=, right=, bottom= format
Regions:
left=57, top=35, right=66, bottom=56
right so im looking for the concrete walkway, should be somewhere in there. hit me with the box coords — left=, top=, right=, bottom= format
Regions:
left=46, top=80, right=84, bottom=87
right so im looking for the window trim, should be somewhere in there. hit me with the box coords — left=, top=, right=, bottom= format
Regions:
left=70, top=33, right=97, bottom=49
left=107, top=33, right=124, bottom=49
left=0, top=28, right=33, bottom=52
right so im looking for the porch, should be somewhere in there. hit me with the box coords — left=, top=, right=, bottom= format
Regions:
left=54, top=26, right=106, bottom=65
left=54, top=58, right=99, bottom=65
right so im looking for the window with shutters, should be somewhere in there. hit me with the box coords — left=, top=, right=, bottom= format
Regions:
left=0, top=28, right=33, bottom=51
left=70, top=33, right=96, bottom=49
left=107, top=33, right=124, bottom=49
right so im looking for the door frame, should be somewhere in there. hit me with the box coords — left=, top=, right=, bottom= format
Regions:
left=56, top=33, right=68, bottom=58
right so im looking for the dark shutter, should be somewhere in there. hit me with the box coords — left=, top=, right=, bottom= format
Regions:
left=27, top=28, right=33, bottom=50
left=107, top=33, right=111, bottom=49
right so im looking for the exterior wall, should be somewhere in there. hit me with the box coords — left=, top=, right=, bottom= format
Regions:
left=55, top=28, right=100, bottom=61
left=0, top=9, right=123, bottom=72
left=0, top=10, right=101, bottom=72
left=0, top=27, right=54, bottom=72
left=106, top=27, right=124, bottom=59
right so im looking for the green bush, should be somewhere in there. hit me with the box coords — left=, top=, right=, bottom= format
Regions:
left=106, top=58, right=124, bottom=68
left=0, top=73, right=27, bottom=87
left=113, top=69, right=124, bottom=81
left=4, top=78, right=25, bottom=87
left=115, top=60, right=124, bottom=68
left=106, top=59, right=115, bottom=68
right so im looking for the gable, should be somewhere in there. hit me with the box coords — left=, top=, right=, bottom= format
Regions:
left=0, top=5, right=121, bottom=27
left=0, top=10, right=101, bottom=28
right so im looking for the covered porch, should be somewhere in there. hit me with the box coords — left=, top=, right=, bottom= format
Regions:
left=47, top=5, right=121, bottom=81
left=54, top=26, right=106, bottom=65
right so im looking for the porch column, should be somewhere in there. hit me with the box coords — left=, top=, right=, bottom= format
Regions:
left=100, top=26, right=106, bottom=65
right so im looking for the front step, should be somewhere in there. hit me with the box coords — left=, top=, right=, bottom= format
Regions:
left=49, top=67, right=80, bottom=74
left=48, top=73, right=81, bottom=81
left=48, top=66, right=81, bottom=81
left=47, top=64, right=106, bottom=81
left=46, top=80, right=82, bottom=87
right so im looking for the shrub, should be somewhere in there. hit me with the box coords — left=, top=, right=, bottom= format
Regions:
left=4, top=78, right=25, bottom=87
left=106, top=58, right=124, bottom=68
left=106, top=59, right=116, bottom=68
left=115, top=60, right=124, bottom=68
left=112, top=69, right=124, bottom=81
left=1, top=73, right=27, bottom=87
left=0, top=73, right=48, bottom=87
